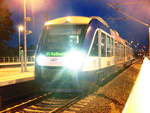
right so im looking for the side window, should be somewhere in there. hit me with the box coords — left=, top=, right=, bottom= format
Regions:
left=89, top=32, right=98, bottom=56
left=101, top=32, right=106, bottom=57
left=127, top=47, right=130, bottom=60
left=118, top=43, right=121, bottom=60
left=115, top=41, right=118, bottom=57
left=107, top=35, right=111, bottom=57
left=111, top=38, right=114, bottom=56
left=110, top=38, right=112, bottom=56
left=119, top=43, right=124, bottom=60
left=121, top=44, right=125, bottom=58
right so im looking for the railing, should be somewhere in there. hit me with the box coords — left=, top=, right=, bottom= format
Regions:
left=0, top=56, right=35, bottom=63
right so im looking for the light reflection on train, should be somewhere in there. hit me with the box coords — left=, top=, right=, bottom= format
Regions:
left=35, top=16, right=134, bottom=92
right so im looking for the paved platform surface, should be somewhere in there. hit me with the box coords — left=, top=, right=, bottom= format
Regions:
left=0, top=62, right=34, bottom=66
left=123, top=57, right=150, bottom=113
left=0, top=66, right=34, bottom=87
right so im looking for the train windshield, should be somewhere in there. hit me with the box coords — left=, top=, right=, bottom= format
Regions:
left=40, top=25, right=87, bottom=53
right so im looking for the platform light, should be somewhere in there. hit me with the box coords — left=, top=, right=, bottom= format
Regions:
left=62, top=50, right=85, bottom=70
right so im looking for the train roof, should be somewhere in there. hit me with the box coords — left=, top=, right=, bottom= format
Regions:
left=110, top=29, right=127, bottom=45
left=44, top=16, right=130, bottom=46
left=44, top=16, right=109, bottom=27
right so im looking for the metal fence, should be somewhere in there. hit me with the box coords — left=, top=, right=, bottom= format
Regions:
left=0, top=56, right=35, bottom=63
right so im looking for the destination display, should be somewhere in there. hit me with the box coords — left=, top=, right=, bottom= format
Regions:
left=46, top=52, right=65, bottom=57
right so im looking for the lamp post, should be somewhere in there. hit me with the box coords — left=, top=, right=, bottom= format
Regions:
left=23, top=0, right=28, bottom=71
left=18, top=25, right=24, bottom=62
left=148, top=26, right=150, bottom=58
left=23, top=0, right=32, bottom=71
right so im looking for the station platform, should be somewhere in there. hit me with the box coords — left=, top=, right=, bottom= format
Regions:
left=0, top=62, right=34, bottom=66
left=122, top=57, right=150, bottom=113
left=0, top=66, right=34, bottom=87
left=0, top=62, right=34, bottom=68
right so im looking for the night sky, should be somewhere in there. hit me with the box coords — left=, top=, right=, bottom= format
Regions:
left=6, top=0, right=150, bottom=51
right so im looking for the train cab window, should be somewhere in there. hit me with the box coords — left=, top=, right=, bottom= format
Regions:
left=107, top=35, right=111, bottom=57
left=101, top=32, right=106, bottom=57
left=89, top=32, right=98, bottom=56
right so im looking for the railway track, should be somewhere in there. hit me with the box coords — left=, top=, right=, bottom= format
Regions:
left=0, top=60, right=133, bottom=113
left=1, top=92, right=82, bottom=113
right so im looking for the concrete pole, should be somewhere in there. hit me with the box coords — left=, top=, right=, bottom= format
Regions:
left=149, top=27, right=150, bottom=57
left=18, top=29, right=20, bottom=62
left=24, top=0, right=28, bottom=71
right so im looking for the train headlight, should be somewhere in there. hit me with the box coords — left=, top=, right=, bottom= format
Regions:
left=36, top=55, right=47, bottom=65
left=62, top=50, right=85, bottom=70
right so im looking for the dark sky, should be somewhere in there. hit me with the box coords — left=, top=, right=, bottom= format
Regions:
left=6, top=0, right=150, bottom=50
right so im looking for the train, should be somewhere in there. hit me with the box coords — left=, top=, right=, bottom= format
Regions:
left=35, top=16, right=134, bottom=92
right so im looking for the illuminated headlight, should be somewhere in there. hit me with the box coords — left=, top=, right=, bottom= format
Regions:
left=36, top=55, right=48, bottom=65
left=62, top=50, right=85, bottom=70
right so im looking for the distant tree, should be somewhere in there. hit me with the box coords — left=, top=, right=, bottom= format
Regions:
left=0, top=0, right=15, bottom=42
left=0, top=0, right=15, bottom=56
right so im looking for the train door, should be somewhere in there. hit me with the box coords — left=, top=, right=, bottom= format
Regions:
left=88, top=31, right=100, bottom=71
left=115, top=41, right=119, bottom=64
left=98, top=30, right=101, bottom=70
left=99, top=30, right=115, bottom=69
left=111, top=37, right=115, bottom=65
left=123, top=45, right=126, bottom=63
left=99, top=31, right=107, bottom=68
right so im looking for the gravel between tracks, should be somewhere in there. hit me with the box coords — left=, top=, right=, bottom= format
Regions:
left=78, top=62, right=142, bottom=113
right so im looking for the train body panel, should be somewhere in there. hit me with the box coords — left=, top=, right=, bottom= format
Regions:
left=35, top=16, right=134, bottom=92
left=82, top=57, right=100, bottom=71
left=100, top=57, right=115, bottom=68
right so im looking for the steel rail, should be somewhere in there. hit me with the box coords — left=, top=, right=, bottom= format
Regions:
left=51, top=96, right=81, bottom=113
left=0, top=92, right=52, bottom=113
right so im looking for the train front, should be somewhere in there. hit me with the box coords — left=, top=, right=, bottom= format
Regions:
left=35, top=17, right=89, bottom=92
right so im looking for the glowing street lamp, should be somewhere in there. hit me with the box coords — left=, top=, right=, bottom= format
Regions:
left=18, top=25, right=24, bottom=62
left=18, top=25, right=24, bottom=31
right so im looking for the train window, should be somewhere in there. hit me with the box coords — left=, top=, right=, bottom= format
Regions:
left=107, top=36, right=111, bottom=57
left=115, top=41, right=118, bottom=57
left=110, top=38, right=112, bottom=56
left=119, top=43, right=124, bottom=60
left=89, top=32, right=98, bottom=56
left=122, top=45, right=125, bottom=58
left=112, top=38, right=114, bottom=56
left=41, top=25, right=87, bottom=51
left=120, top=44, right=123, bottom=60
left=101, top=32, right=106, bottom=57
left=119, top=43, right=122, bottom=60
